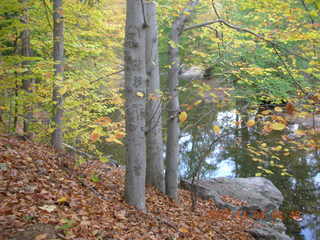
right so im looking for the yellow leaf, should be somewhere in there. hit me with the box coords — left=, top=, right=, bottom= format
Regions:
left=179, top=111, right=188, bottom=123
left=179, top=227, right=189, bottom=233
left=270, top=122, right=286, bottom=131
left=57, top=197, right=68, bottom=203
left=194, top=100, right=202, bottom=106
left=246, top=119, right=256, bottom=128
left=248, top=148, right=261, bottom=156
left=263, top=122, right=273, bottom=133
left=90, top=132, right=100, bottom=142
left=261, top=143, right=267, bottom=148
left=100, top=157, right=109, bottom=163
left=212, top=125, right=221, bottom=135
left=271, top=155, right=280, bottom=160
left=105, top=137, right=123, bottom=145
left=113, top=96, right=123, bottom=105
left=261, top=110, right=271, bottom=115
left=263, top=169, right=274, bottom=174
left=252, top=158, right=263, bottom=162
left=272, top=145, right=282, bottom=151
left=48, top=128, right=55, bottom=134
left=35, top=234, right=48, bottom=240
left=115, top=132, right=125, bottom=139
left=274, top=107, right=282, bottom=112
left=255, top=173, right=262, bottom=176
left=58, top=86, right=68, bottom=96
left=295, top=130, right=305, bottom=136
left=234, top=120, right=242, bottom=127
left=136, top=91, right=145, bottom=98
left=95, top=117, right=112, bottom=126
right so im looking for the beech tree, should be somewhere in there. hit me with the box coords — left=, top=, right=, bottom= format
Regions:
left=21, top=0, right=33, bottom=135
left=52, top=0, right=64, bottom=151
left=145, top=1, right=165, bottom=193
left=165, top=0, right=199, bottom=201
left=124, top=0, right=147, bottom=211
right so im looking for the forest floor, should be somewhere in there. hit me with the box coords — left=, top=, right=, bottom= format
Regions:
left=0, top=135, right=256, bottom=240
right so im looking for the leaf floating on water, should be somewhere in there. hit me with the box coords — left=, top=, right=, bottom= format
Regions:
left=261, top=110, right=271, bottom=115
left=274, top=107, right=282, bottom=112
left=290, top=211, right=303, bottom=222
left=295, top=129, right=305, bottom=136
left=246, top=119, right=256, bottom=128
left=212, top=125, right=221, bottom=135
left=272, top=145, right=282, bottom=151
left=136, top=91, right=145, bottom=98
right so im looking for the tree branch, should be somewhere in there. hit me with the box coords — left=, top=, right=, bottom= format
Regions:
left=41, top=0, right=53, bottom=30
left=184, top=19, right=314, bottom=64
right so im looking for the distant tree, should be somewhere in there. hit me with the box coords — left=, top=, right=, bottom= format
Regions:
left=52, top=0, right=64, bottom=151
left=145, top=1, right=165, bottom=193
left=21, top=0, right=33, bottom=135
left=165, top=0, right=199, bottom=201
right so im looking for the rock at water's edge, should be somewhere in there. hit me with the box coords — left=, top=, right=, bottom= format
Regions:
left=180, top=177, right=292, bottom=240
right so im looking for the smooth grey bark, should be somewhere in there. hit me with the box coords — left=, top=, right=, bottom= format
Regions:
left=145, top=1, right=165, bottom=193
left=165, top=0, right=199, bottom=201
left=124, top=0, right=147, bottom=211
left=21, top=0, right=33, bottom=134
left=52, top=0, right=64, bottom=151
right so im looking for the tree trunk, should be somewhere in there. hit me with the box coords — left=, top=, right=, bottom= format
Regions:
left=165, top=0, right=199, bottom=201
left=52, top=0, right=64, bottom=151
left=124, top=0, right=147, bottom=211
left=145, top=1, right=165, bottom=193
left=21, top=0, right=33, bottom=135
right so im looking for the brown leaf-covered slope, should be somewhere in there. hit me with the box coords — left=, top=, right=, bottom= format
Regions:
left=0, top=135, right=255, bottom=240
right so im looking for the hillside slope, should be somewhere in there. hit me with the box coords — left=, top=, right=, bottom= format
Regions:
left=0, top=135, right=254, bottom=240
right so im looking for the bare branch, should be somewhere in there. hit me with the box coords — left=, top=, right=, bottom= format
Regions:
left=90, top=68, right=124, bottom=84
left=211, top=0, right=221, bottom=19
left=184, top=19, right=262, bottom=38
left=184, top=18, right=315, bottom=65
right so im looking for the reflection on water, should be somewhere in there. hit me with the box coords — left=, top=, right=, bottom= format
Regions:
left=180, top=109, right=320, bottom=240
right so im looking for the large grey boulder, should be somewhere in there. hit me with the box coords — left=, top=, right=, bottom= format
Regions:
left=180, top=177, right=291, bottom=240
left=178, top=66, right=204, bottom=81
left=248, top=220, right=291, bottom=240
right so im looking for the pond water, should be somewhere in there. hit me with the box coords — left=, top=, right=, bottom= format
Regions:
left=179, top=109, right=320, bottom=240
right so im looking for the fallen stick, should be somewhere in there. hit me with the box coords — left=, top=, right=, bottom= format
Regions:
left=62, top=143, right=119, bottom=167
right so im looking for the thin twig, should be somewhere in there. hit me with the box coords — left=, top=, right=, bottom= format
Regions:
left=272, top=47, right=306, bottom=94
left=90, top=68, right=124, bottom=84
left=41, top=0, right=53, bottom=30
left=211, top=0, right=221, bottom=19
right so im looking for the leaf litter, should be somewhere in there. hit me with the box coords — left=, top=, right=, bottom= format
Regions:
left=0, top=135, right=255, bottom=240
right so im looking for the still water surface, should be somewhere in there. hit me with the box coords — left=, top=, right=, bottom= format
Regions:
left=180, top=110, right=320, bottom=240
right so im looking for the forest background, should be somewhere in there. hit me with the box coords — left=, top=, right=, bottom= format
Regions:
left=0, top=0, right=319, bottom=238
